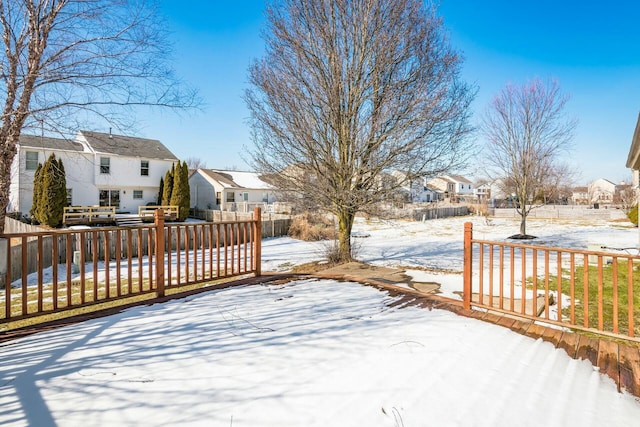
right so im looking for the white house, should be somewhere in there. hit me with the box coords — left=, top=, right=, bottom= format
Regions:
left=189, top=169, right=277, bottom=212
left=571, top=186, right=589, bottom=205
left=588, top=178, right=617, bottom=205
left=474, top=182, right=491, bottom=203
left=9, top=130, right=178, bottom=215
left=427, top=174, right=474, bottom=201
left=389, top=171, right=440, bottom=203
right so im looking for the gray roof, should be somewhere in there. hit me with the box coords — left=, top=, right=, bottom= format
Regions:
left=19, top=134, right=84, bottom=152
left=79, top=130, right=178, bottom=160
left=447, top=174, right=473, bottom=184
left=200, top=169, right=238, bottom=187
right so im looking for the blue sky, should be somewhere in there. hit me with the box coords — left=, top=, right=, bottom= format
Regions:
left=139, top=0, right=640, bottom=184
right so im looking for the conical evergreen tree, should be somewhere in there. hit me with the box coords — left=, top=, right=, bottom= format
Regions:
left=157, top=176, right=164, bottom=205
left=56, top=157, right=68, bottom=209
left=38, top=154, right=67, bottom=227
left=170, top=161, right=182, bottom=218
left=39, top=154, right=55, bottom=226
left=162, top=164, right=174, bottom=205
left=182, top=161, right=190, bottom=220
left=30, top=162, right=43, bottom=221
left=169, top=161, right=191, bottom=221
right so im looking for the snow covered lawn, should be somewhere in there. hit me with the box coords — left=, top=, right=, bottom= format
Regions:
left=2, top=216, right=640, bottom=426
left=263, top=215, right=639, bottom=298
left=2, top=278, right=640, bottom=426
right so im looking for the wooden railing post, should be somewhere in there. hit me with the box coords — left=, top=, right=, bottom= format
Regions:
left=463, top=222, right=473, bottom=309
left=253, top=207, right=262, bottom=277
left=155, top=209, right=165, bottom=297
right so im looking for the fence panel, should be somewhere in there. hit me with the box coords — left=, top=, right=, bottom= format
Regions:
left=462, top=222, right=640, bottom=342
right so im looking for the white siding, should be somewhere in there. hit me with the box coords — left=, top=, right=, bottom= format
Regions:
left=190, top=173, right=218, bottom=209
left=10, top=143, right=174, bottom=215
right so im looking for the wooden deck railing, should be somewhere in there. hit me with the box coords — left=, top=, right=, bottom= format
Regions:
left=63, top=206, right=116, bottom=226
left=0, top=208, right=262, bottom=324
left=138, top=205, right=179, bottom=222
left=463, top=222, right=640, bottom=342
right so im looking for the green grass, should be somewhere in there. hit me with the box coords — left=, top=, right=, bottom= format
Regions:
left=545, top=261, right=640, bottom=337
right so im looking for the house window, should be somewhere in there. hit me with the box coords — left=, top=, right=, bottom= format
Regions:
left=133, top=190, right=143, bottom=199
left=226, top=191, right=235, bottom=202
left=242, top=192, right=249, bottom=202
left=216, top=192, right=222, bottom=206
left=66, top=188, right=72, bottom=206
left=140, top=160, right=149, bottom=176
left=99, top=190, right=120, bottom=208
left=100, top=157, right=110, bottom=174
left=25, top=151, right=39, bottom=170
left=262, top=193, right=269, bottom=203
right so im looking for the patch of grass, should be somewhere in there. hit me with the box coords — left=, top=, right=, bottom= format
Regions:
left=546, top=262, right=640, bottom=336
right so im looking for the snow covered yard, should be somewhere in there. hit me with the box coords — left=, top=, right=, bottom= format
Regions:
left=263, top=215, right=639, bottom=298
left=2, top=278, right=640, bottom=426
left=2, top=215, right=640, bottom=425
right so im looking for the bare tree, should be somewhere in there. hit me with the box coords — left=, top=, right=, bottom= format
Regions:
left=615, top=178, right=638, bottom=213
left=185, top=157, right=207, bottom=170
left=0, top=0, right=197, bottom=233
left=245, top=0, right=475, bottom=261
left=536, top=162, right=576, bottom=204
left=482, top=79, right=576, bottom=238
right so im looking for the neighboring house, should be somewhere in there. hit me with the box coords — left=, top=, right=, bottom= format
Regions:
left=189, top=169, right=277, bottom=212
left=9, top=130, right=177, bottom=215
left=427, top=174, right=474, bottom=202
left=572, top=186, right=589, bottom=205
left=474, top=182, right=491, bottom=204
left=389, top=171, right=440, bottom=203
left=588, top=178, right=617, bottom=205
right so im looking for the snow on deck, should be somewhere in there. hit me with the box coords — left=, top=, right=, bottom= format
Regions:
left=1, top=279, right=639, bottom=426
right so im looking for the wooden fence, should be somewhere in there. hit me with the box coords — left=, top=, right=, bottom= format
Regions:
left=463, top=222, right=640, bottom=342
left=0, top=208, right=262, bottom=323
left=413, top=206, right=468, bottom=221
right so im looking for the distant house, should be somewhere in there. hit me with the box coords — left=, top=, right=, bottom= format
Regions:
left=189, top=169, right=277, bottom=212
left=588, top=178, right=617, bottom=205
left=389, top=171, right=440, bottom=203
left=427, top=174, right=474, bottom=202
left=572, top=186, right=589, bottom=205
left=9, top=131, right=177, bottom=215
left=474, top=182, right=491, bottom=204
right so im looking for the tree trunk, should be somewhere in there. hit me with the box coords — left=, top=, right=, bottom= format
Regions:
left=0, top=138, right=18, bottom=235
left=519, top=214, right=526, bottom=236
left=336, top=208, right=355, bottom=262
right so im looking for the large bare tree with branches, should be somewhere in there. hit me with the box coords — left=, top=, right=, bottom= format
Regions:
left=0, top=0, right=197, bottom=233
left=482, top=79, right=576, bottom=238
left=245, top=0, right=475, bottom=261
